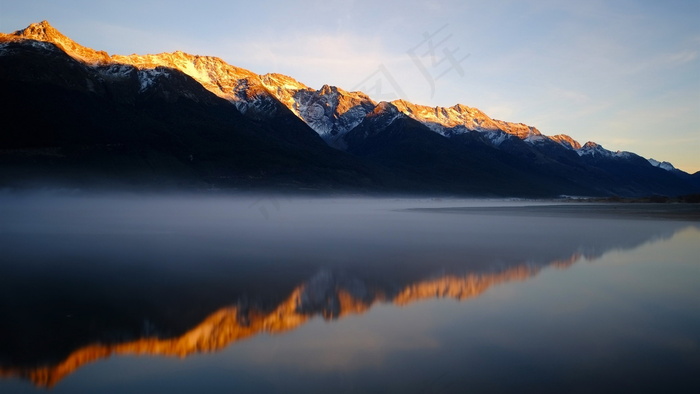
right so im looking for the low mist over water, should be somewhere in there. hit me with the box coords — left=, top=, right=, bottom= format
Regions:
left=1, top=194, right=698, bottom=393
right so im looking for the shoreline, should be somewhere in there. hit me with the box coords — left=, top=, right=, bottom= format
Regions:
left=406, top=203, right=700, bottom=222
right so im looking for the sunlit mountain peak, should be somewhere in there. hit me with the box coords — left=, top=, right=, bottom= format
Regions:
left=3, top=20, right=111, bottom=65
left=388, top=98, right=554, bottom=146
left=391, top=99, right=499, bottom=131
left=260, top=72, right=310, bottom=91
left=550, top=134, right=582, bottom=150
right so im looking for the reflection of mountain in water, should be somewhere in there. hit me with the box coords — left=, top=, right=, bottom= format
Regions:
left=0, top=260, right=567, bottom=387
left=0, top=201, right=696, bottom=388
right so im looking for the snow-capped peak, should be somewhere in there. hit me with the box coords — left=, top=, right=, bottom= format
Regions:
left=389, top=99, right=554, bottom=147
left=648, top=158, right=676, bottom=171
left=577, top=141, right=610, bottom=156
left=391, top=99, right=500, bottom=135
left=270, top=82, right=377, bottom=146
left=576, top=142, right=634, bottom=159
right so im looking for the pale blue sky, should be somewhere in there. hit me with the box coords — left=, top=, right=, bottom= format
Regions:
left=2, top=0, right=699, bottom=172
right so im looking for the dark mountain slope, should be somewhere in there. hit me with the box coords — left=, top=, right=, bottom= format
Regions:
left=344, top=103, right=596, bottom=196
left=0, top=41, right=387, bottom=191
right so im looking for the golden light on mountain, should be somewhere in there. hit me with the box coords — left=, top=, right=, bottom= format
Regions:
left=0, top=20, right=584, bottom=150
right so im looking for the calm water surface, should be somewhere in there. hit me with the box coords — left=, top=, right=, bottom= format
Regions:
left=0, top=195, right=698, bottom=393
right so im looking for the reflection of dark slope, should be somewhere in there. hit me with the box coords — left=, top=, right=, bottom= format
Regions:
left=0, top=264, right=559, bottom=387
left=0, top=215, right=693, bottom=387
left=0, top=248, right=317, bottom=365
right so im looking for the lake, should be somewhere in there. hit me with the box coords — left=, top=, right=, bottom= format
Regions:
left=1, top=195, right=698, bottom=393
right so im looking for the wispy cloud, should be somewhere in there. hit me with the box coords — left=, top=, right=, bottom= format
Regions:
left=548, top=87, right=591, bottom=105
left=659, top=50, right=698, bottom=67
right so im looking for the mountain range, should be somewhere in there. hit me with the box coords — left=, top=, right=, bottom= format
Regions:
left=1, top=21, right=698, bottom=196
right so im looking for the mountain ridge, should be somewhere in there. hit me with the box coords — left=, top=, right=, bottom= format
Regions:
left=1, top=21, right=698, bottom=196
left=0, top=21, right=637, bottom=160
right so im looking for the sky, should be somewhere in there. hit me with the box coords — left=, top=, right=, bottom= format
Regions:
left=2, top=0, right=699, bottom=173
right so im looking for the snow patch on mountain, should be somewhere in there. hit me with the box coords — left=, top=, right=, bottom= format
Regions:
left=28, top=40, right=55, bottom=52
left=648, top=158, right=676, bottom=171
left=577, top=142, right=635, bottom=159
left=524, top=134, right=547, bottom=144
left=137, top=68, right=170, bottom=92
left=578, top=142, right=612, bottom=157
left=0, top=38, right=57, bottom=57
left=614, top=151, right=634, bottom=159
left=261, top=82, right=376, bottom=145
left=98, top=64, right=134, bottom=79
left=485, top=131, right=511, bottom=146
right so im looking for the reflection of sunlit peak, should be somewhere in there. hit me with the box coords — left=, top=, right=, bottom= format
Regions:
left=0, top=255, right=589, bottom=388
left=394, top=266, right=538, bottom=306
left=551, top=252, right=584, bottom=269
